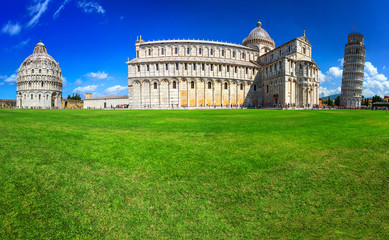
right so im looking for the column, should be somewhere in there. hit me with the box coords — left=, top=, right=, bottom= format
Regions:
left=187, top=80, right=189, bottom=107
left=243, top=81, right=246, bottom=106
left=195, top=80, right=198, bottom=107
left=212, top=80, right=215, bottom=106
left=228, top=80, right=231, bottom=106
left=236, top=82, right=239, bottom=107
left=168, top=81, right=170, bottom=108
left=220, top=81, right=223, bottom=107
left=204, top=80, right=206, bottom=107
left=149, top=82, right=151, bottom=107
left=178, top=80, right=181, bottom=108
left=140, top=82, right=142, bottom=107
left=159, top=81, right=161, bottom=107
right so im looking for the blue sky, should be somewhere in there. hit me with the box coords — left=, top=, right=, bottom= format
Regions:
left=1, top=0, right=388, bottom=100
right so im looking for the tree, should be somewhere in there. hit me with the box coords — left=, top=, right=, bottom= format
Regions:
left=327, top=97, right=334, bottom=106
left=372, top=95, right=382, bottom=103
left=67, top=93, right=82, bottom=101
left=335, top=96, right=340, bottom=106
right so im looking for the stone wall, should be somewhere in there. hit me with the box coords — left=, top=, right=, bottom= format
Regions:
left=62, top=99, right=84, bottom=109
left=0, top=99, right=16, bottom=108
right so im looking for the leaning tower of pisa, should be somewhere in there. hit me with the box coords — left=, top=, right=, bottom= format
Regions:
left=340, top=33, right=366, bottom=108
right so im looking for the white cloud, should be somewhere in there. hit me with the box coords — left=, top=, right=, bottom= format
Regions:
left=338, top=58, right=344, bottom=66
left=53, top=0, right=71, bottom=19
left=63, top=77, right=67, bottom=87
left=365, top=62, right=378, bottom=76
left=319, top=86, right=341, bottom=97
left=15, top=39, right=31, bottom=49
left=383, top=66, right=386, bottom=70
left=362, top=89, right=375, bottom=98
left=0, top=82, right=4, bottom=87
left=319, top=66, right=343, bottom=83
left=85, top=71, right=111, bottom=80
left=362, top=62, right=389, bottom=97
left=73, top=84, right=99, bottom=93
left=1, top=21, right=21, bottom=35
left=364, top=62, right=387, bottom=82
left=327, top=67, right=343, bottom=78
left=4, top=74, right=17, bottom=85
left=27, top=0, right=51, bottom=27
left=319, top=70, right=330, bottom=83
left=78, top=1, right=105, bottom=14
left=74, top=79, right=82, bottom=85
left=104, top=85, right=127, bottom=95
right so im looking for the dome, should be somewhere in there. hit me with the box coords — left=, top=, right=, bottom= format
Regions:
left=16, top=41, right=63, bottom=109
left=242, top=19, right=275, bottom=51
left=18, top=41, right=60, bottom=72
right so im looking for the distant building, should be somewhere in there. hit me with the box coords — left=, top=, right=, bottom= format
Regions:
left=340, top=33, right=366, bottom=108
left=83, top=93, right=128, bottom=109
left=16, top=41, right=63, bottom=108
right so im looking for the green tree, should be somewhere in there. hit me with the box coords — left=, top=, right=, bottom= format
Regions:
left=372, top=95, right=382, bottom=103
left=67, top=93, right=82, bottom=101
left=335, top=96, right=340, bottom=106
left=327, top=97, right=334, bottom=106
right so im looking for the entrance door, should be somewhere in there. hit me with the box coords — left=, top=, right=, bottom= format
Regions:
left=104, top=102, right=107, bottom=108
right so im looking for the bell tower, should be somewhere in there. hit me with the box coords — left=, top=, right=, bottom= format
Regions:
left=340, top=32, right=366, bottom=108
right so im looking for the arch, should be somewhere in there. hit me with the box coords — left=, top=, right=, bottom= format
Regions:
left=207, top=81, right=212, bottom=89
left=190, top=80, right=195, bottom=89
left=224, top=82, right=228, bottom=90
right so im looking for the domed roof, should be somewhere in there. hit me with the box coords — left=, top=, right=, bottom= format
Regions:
left=19, top=41, right=59, bottom=71
left=242, top=19, right=275, bottom=48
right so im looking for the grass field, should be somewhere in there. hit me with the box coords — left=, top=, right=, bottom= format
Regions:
left=0, top=109, right=388, bottom=239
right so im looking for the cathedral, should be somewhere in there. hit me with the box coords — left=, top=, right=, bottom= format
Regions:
left=122, top=19, right=320, bottom=108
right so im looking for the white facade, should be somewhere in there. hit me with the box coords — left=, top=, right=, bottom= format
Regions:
left=127, top=19, right=320, bottom=108
left=16, top=42, right=63, bottom=108
left=340, top=33, right=366, bottom=108
left=84, top=95, right=128, bottom=109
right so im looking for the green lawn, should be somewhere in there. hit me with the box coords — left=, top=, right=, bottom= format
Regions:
left=0, top=109, right=388, bottom=239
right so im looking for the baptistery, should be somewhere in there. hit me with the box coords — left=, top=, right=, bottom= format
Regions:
left=16, top=41, right=63, bottom=108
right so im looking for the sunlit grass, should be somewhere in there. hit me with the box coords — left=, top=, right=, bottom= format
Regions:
left=0, top=109, right=388, bottom=239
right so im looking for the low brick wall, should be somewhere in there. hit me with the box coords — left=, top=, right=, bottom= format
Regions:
left=62, top=99, right=84, bottom=109
left=0, top=99, right=16, bottom=108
